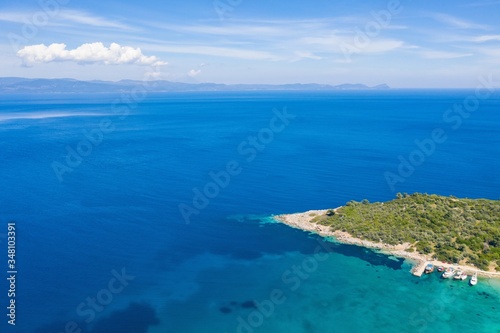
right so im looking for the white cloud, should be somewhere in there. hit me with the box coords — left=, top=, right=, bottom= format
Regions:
left=471, top=35, right=500, bottom=42
left=0, top=12, right=26, bottom=23
left=153, top=44, right=280, bottom=60
left=362, top=40, right=404, bottom=53
left=128, top=17, right=410, bottom=63
left=17, top=43, right=167, bottom=67
left=429, top=13, right=489, bottom=30
left=420, top=50, right=473, bottom=59
left=302, top=35, right=404, bottom=54
left=290, top=51, right=323, bottom=62
left=460, top=1, right=500, bottom=7
left=155, top=23, right=286, bottom=37
left=0, top=9, right=132, bottom=30
left=476, top=47, right=500, bottom=57
left=58, top=10, right=132, bottom=30
left=188, top=69, right=201, bottom=77
left=301, top=35, right=346, bottom=46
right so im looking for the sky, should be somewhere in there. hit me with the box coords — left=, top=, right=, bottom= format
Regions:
left=1, top=0, right=500, bottom=87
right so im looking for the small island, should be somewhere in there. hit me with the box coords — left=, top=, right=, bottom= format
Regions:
left=276, top=193, right=500, bottom=278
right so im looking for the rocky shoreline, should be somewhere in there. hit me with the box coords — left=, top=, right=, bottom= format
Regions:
left=274, top=209, right=500, bottom=279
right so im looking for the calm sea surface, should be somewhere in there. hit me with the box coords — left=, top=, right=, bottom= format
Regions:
left=0, top=90, right=499, bottom=332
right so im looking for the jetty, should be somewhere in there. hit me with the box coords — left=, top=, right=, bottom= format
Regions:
left=411, top=261, right=428, bottom=277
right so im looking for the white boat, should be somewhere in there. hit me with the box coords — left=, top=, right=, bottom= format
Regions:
left=453, top=270, right=463, bottom=280
left=442, top=267, right=455, bottom=279
left=470, top=272, right=478, bottom=286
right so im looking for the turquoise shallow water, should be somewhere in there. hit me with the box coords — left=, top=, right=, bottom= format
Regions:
left=146, top=222, right=500, bottom=333
left=0, top=91, right=499, bottom=332
left=157, top=226, right=500, bottom=333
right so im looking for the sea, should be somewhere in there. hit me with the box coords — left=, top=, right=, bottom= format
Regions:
left=0, top=90, right=499, bottom=333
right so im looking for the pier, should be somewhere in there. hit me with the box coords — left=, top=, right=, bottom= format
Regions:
left=411, top=261, right=427, bottom=277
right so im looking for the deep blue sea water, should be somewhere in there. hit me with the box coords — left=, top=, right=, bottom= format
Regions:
left=0, top=90, right=499, bottom=333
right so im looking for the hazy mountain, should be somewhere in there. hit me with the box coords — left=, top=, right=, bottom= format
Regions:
left=0, top=77, right=390, bottom=94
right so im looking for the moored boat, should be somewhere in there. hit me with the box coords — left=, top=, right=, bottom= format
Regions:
left=442, top=267, right=455, bottom=279
left=424, top=263, right=434, bottom=274
left=453, top=270, right=463, bottom=280
left=470, top=272, right=478, bottom=286
left=437, top=266, right=444, bottom=272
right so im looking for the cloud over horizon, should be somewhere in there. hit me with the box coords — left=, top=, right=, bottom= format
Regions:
left=1, top=0, right=499, bottom=87
left=17, top=43, right=167, bottom=67
left=188, top=69, right=201, bottom=77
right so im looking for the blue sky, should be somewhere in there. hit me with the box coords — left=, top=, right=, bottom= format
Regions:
left=1, top=0, right=500, bottom=87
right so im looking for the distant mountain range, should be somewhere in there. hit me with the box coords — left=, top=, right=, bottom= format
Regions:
left=0, top=77, right=390, bottom=94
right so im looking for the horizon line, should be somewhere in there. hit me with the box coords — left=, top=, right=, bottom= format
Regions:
left=0, top=76, right=486, bottom=90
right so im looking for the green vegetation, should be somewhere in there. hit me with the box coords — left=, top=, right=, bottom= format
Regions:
left=313, top=193, right=500, bottom=271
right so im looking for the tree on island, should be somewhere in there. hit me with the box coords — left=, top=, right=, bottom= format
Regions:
left=313, top=193, right=500, bottom=271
